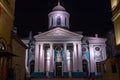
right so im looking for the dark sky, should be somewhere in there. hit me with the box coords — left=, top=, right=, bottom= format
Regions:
left=14, top=0, right=113, bottom=38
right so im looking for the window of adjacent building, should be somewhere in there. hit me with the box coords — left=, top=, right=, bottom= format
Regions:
left=82, top=60, right=88, bottom=72
left=96, top=62, right=101, bottom=72
left=111, top=64, right=117, bottom=73
left=103, top=63, right=106, bottom=73
left=0, top=43, right=5, bottom=51
left=57, top=16, right=61, bottom=26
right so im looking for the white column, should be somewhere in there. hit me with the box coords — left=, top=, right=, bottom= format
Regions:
left=34, top=42, right=39, bottom=72
left=63, top=43, right=67, bottom=72
left=89, top=44, right=95, bottom=72
left=50, top=43, right=53, bottom=72
left=73, top=43, right=77, bottom=72
left=39, top=43, right=44, bottom=72
left=77, top=42, right=83, bottom=72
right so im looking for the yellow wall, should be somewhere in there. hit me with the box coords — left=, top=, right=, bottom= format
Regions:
left=112, top=0, right=120, bottom=46
left=114, top=16, right=120, bottom=45
left=12, top=36, right=26, bottom=80
left=0, top=0, right=15, bottom=52
left=102, top=59, right=120, bottom=80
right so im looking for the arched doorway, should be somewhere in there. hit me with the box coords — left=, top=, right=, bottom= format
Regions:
left=30, top=60, right=34, bottom=74
left=54, top=45, right=63, bottom=76
left=82, top=59, right=89, bottom=76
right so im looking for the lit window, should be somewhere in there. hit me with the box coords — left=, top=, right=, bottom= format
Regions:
left=57, top=16, right=61, bottom=26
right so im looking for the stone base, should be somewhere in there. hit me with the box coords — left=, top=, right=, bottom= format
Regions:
left=31, top=72, right=45, bottom=77
left=72, top=72, right=86, bottom=77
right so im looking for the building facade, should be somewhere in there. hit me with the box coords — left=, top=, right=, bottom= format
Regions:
left=24, top=2, right=107, bottom=77
left=0, top=0, right=15, bottom=80
left=12, top=35, right=27, bottom=80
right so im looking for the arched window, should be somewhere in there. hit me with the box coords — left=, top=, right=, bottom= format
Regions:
left=96, top=62, right=101, bottom=72
left=57, top=16, right=61, bottom=26
left=82, top=59, right=88, bottom=72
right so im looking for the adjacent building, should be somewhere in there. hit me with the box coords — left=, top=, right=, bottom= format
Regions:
left=0, top=0, right=15, bottom=80
left=23, top=2, right=107, bottom=78
left=12, top=35, right=27, bottom=80
left=101, top=0, right=120, bottom=80
left=111, top=0, right=120, bottom=54
left=0, top=0, right=27, bottom=80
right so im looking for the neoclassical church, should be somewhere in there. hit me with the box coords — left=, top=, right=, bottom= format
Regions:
left=23, top=1, right=107, bottom=77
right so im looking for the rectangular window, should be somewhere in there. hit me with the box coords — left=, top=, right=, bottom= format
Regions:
left=103, top=63, right=106, bottom=73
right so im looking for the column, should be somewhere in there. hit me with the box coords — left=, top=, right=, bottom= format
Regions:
left=89, top=44, right=95, bottom=73
left=39, top=43, right=44, bottom=72
left=73, top=43, right=77, bottom=72
left=50, top=43, right=54, bottom=72
left=34, top=42, right=39, bottom=72
left=77, top=42, right=83, bottom=72
left=63, top=43, right=67, bottom=72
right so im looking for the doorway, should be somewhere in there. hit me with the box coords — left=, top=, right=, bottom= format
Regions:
left=56, top=62, right=62, bottom=76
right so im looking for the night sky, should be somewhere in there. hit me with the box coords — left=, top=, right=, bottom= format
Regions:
left=14, top=0, right=113, bottom=38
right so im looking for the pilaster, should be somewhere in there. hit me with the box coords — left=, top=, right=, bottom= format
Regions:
left=89, top=44, right=95, bottom=72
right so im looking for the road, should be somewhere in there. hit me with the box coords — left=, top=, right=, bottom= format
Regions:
left=31, top=77, right=102, bottom=80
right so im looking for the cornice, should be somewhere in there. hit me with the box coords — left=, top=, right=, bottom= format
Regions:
left=112, top=1, right=120, bottom=21
left=0, top=1, right=14, bottom=20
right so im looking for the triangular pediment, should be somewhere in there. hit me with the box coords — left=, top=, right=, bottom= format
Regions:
left=34, top=27, right=83, bottom=40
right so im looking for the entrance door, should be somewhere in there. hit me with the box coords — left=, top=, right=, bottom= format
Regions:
left=56, top=62, right=62, bottom=76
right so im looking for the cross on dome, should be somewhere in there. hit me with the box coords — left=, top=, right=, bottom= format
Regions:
left=58, top=0, right=60, bottom=6
left=52, top=0, right=65, bottom=11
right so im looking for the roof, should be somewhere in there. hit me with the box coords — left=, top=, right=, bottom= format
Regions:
left=0, top=51, right=16, bottom=56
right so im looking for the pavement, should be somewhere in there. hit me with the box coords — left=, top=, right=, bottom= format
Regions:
left=31, top=77, right=102, bottom=80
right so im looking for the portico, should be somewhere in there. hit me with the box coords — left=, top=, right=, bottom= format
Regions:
left=34, top=39, right=83, bottom=77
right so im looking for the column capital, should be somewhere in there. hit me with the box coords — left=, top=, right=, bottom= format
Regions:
left=64, top=43, right=67, bottom=46
left=35, top=42, right=39, bottom=45
left=39, top=42, right=44, bottom=45
left=89, top=44, right=94, bottom=47
left=49, top=42, right=53, bottom=45
left=73, top=42, right=77, bottom=45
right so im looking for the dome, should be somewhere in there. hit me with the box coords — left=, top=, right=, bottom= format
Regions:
left=52, top=2, right=65, bottom=11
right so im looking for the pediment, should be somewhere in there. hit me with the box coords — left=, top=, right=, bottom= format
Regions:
left=34, top=27, right=83, bottom=40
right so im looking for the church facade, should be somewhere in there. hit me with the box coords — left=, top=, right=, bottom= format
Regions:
left=23, top=2, right=107, bottom=77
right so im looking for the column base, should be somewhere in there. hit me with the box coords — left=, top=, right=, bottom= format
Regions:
left=90, top=72, right=95, bottom=77
left=72, top=72, right=86, bottom=77
left=31, top=72, right=45, bottom=77
left=63, top=72, right=69, bottom=77
left=48, top=72, right=54, bottom=77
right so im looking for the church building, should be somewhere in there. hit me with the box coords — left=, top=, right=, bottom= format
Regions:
left=23, top=1, right=107, bottom=77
